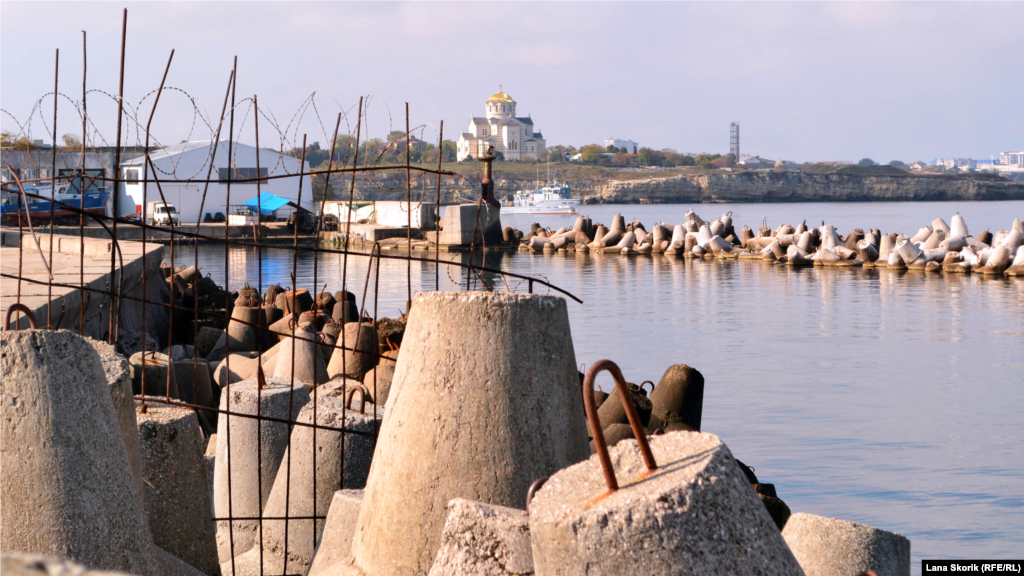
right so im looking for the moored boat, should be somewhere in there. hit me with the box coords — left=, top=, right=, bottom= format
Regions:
left=1, top=183, right=110, bottom=225
left=502, top=182, right=581, bottom=215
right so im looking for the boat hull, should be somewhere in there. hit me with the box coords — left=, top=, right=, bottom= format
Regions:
left=502, top=206, right=579, bottom=215
left=1, top=191, right=110, bottom=224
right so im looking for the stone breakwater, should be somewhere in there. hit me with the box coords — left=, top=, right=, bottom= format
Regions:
left=3, top=292, right=913, bottom=576
left=585, top=169, right=1024, bottom=204
left=512, top=209, right=1024, bottom=277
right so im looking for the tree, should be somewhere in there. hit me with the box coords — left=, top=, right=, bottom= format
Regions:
left=637, top=147, right=667, bottom=167
left=437, top=140, right=457, bottom=162
left=547, top=145, right=568, bottom=162
left=858, top=158, right=877, bottom=166
left=888, top=160, right=907, bottom=169
left=606, top=144, right=617, bottom=153
left=61, top=133, right=83, bottom=150
left=580, top=144, right=604, bottom=163
left=694, top=154, right=721, bottom=168
left=723, top=153, right=737, bottom=168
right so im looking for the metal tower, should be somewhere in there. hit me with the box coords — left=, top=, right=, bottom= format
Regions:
left=729, top=122, right=740, bottom=159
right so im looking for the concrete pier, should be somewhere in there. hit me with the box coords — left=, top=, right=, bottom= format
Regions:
left=1, top=231, right=167, bottom=345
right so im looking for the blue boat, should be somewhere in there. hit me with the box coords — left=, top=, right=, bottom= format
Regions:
left=1, top=183, right=110, bottom=225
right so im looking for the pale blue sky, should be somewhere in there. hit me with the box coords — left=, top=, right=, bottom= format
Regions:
left=2, top=2, right=1021, bottom=163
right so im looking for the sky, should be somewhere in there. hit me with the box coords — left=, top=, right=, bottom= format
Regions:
left=2, top=1, right=1022, bottom=163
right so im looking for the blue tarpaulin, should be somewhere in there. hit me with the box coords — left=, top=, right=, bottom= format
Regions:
left=242, top=192, right=291, bottom=215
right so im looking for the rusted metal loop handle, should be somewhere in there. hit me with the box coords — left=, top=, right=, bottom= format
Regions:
left=583, top=359, right=658, bottom=493
left=638, top=380, right=654, bottom=396
left=346, top=386, right=366, bottom=413
left=525, top=476, right=549, bottom=512
left=5, top=303, right=38, bottom=331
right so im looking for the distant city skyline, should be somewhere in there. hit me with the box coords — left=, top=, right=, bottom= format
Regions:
left=1, top=2, right=1021, bottom=163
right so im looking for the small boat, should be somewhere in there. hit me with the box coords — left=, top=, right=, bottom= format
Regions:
left=502, top=182, right=581, bottom=215
left=1, top=183, right=110, bottom=225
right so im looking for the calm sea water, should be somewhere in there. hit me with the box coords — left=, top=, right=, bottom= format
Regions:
left=176, top=201, right=1024, bottom=571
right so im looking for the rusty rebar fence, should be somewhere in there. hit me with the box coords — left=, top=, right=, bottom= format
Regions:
left=0, top=10, right=580, bottom=576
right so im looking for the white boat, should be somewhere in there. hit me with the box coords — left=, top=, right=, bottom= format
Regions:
left=502, top=182, right=581, bottom=215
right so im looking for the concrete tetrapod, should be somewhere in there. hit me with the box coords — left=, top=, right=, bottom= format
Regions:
left=225, top=394, right=381, bottom=576
left=528, top=358, right=799, bottom=576
left=306, top=490, right=366, bottom=576
left=782, top=513, right=910, bottom=576
left=647, top=364, right=704, bottom=433
left=136, top=403, right=220, bottom=575
left=86, top=337, right=145, bottom=505
left=363, top=364, right=396, bottom=406
left=427, top=499, right=534, bottom=576
left=1, top=553, right=136, bottom=576
left=529, top=432, right=802, bottom=576
left=272, top=323, right=329, bottom=390
left=344, top=292, right=590, bottom=576
left=214, top=377, right=311, bottom=564
left=0, top=330, right=204, bottom=576
left=327, top=322, right=379, bottom=382
left=130, top=350, right=180, bottom=398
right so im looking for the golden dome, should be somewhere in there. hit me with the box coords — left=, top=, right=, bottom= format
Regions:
left=487, top=86, right=515, bottom=104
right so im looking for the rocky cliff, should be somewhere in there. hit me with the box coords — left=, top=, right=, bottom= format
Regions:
left=586, top=168, right=1024, bottom=204
left=321, top=166, right=1024, bottom=204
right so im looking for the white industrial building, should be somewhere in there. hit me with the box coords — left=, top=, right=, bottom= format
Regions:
left=604, top=138, right=639, bottom=153
left=120, top=141, right=313, bottom=224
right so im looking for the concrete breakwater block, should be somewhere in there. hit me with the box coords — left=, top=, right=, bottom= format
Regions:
left=363, top=364, right=395, bottom=406
left=225, top=394, right=381, bottom=576
left=214, top=353, right=260, bottom=389
left=306, top=490, right=365, bottom=576
left=427, top=499, right=533, bottom=576
left=1, top=552, right=136, bottom=576
left=782, top=513, right=910, bottom=576
left=272, top=323, right=329, bottom=390
left=86, top=337, right=145, bottom=505
left=130, top=350, right=180, bottom=398
left=528, top=432, right=802, bottom=576
left=326, top=322, right=379, bottom=382
left=648, top=364, right=704, bottom=432
left=214, top=377, right=311, bottom=563
left=347, top=292, right=590, bottom=576
left=136, top=403, right=220, bottom=576
left=0, top=330, right=205, bottom=576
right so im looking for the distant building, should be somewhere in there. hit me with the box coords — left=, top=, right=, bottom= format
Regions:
left=457, top=87, right=546, bottom=161
left=738, top=155, right=773, bottom=166
left=604, top=138, right=639, bottom=154
left=1000, top=151, right=1024, bottom=167
left=934, top=158, right=977, bottom=170
left=120, top=140, right=313, bottom=224
left=909, top=161, right=928, bottom=171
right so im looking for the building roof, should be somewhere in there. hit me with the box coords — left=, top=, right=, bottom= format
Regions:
left=533, top=132, right=544, bottom=140
left=487, top=87, right=515, bottom=104
left=515, top=117, right=534, bottom=125
left=471, top=117, right=488, bottom=125
left=122, top=140, right=216, bottom=165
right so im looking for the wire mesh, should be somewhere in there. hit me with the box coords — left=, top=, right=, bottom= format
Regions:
left=0, top=10, right=580, bottom=576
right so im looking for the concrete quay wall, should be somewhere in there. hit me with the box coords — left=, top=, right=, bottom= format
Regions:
left=1, top=230, right=168, bottom=346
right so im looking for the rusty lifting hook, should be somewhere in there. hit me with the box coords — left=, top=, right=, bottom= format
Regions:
left=4, top=303, right=38, bottom=331
left=582, top=359, right=658, bottom=493
left=346, top=386, right=366, bottom=413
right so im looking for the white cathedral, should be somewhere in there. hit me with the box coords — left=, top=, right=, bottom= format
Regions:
left=457, top=88, right=547, bottom=162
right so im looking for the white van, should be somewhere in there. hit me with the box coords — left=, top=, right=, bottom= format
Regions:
left=147, top=200, right=180, bottom=226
